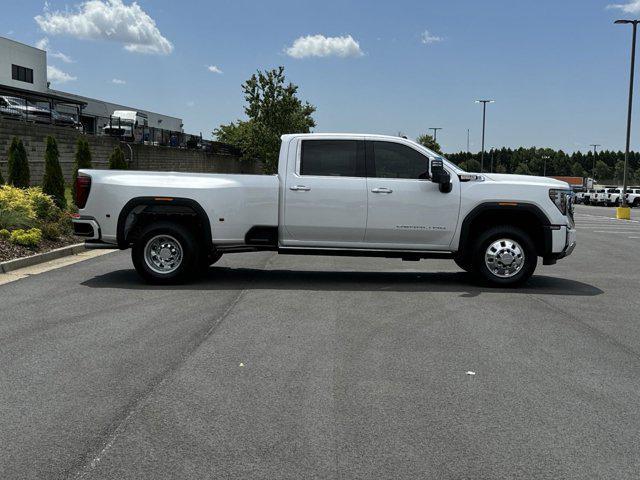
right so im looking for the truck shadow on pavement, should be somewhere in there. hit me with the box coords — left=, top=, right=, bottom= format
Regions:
left=82, top=268, right=603, bottom=297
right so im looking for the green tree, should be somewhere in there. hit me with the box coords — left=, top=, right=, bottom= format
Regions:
left=7, top=137, right=30, bottom=187
left=72, top=136, right=93, bottom=206
left=570, top=162, right=585, bottom=178
left=514, top=163, right=532, bottom=175
left=594, top=160, right=612, bottom=181
left=42, top=136, right=66, bottom=209
left=0, top=167, right=4, bottom=184
left=215, top=66, right=316, bottom=174
left=460, top=159, right=481, bottom=172
left=614, top=160, right=626, bottom=183
left=416, top=134, right=442, bottom=154
left=108, top=145, right=128, bottom=170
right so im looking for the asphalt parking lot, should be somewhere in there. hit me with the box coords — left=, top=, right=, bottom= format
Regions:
left=1, top=204, right=639, bottom=479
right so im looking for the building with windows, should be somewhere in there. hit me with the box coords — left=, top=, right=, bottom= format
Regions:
left=0, top=36, right=183, bottom=135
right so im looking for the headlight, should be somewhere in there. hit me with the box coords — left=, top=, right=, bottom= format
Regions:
left=549, top=189, right=572, bottom=215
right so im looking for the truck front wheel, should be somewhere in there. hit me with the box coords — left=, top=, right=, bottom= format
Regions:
left=132, top=221, right=201, bottom=284
left=473, top=225, right=537, bottom=287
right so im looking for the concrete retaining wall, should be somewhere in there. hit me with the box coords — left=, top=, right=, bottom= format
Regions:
left=0, top=118, right=260, bottom=184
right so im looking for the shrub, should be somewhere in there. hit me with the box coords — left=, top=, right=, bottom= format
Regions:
left=0, top=209, right=33, bottom=230
left=72, top=137, right=93, bottom=207
left=0, top=185, right=35, bottom=219
left=42, top=136, right=67, bottom=210
left=0, top=228, right=10, bottom=239
left=7, top=137, right=30, bottom=188
left=40, top=221, right=62, bottom=240
left=10, top=228, right=42, bottom=248
left=27, top=188, right=58, bottom=221
left=108, top=145, right=128, bottom=169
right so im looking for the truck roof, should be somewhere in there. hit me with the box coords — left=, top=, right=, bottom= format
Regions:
left=282, top=133, right=414, bottom=141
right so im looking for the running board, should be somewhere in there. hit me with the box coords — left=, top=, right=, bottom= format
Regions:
left=84, top=241, right=118, bottom=249
left=277, top=247, right=455, bottom=260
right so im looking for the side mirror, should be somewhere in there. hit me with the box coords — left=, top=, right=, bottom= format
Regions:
left=430, top=159, right=452, bottom=193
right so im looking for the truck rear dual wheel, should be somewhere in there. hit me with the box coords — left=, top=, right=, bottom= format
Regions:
left=132, top=221, right=202, bottom=284
left=472, top=225, right=537, bottom=287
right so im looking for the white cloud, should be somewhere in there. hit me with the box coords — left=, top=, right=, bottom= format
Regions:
left=112, top=78, right=126, bottom=84
left=51, top=51, right=74, bottom=63
left=421, top=30, right=443, bottom=45
left=207, top=65, right=223, bottom=74
left=35, top=37, right=49, bottom=50
left=35, top=37, right=74, bottom=63
left=47, top=65, right=77, bottom=84
left=285, top=34, right=363, bottom=59
left=186, top=101, right=195, bottom=107
left=35, top=0, right=173, bottom=55
left=607, top=1, right=640, bottom=13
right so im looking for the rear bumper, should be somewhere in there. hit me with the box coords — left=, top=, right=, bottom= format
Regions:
left=72, top=216, right=101, bottom=240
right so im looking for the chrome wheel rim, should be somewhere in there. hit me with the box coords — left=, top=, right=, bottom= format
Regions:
left=484, top=238, right=525, bottom=278
left=144, top=235, right=183, bottom=274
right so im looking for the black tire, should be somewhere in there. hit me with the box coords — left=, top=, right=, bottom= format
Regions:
left=132, top=221, right=201, bottom=284
left=472, top=225, right=537, bottom=287
left=208, top=251, right=223, bottom=266
left=454, top=255, right=475, bottom=273
left=196, top=250, right=223, bottom=275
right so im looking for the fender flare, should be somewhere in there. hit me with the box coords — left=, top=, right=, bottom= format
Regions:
left=116, top=196, right=212, bottom=249
left=457, top=202, right=553, bottom=257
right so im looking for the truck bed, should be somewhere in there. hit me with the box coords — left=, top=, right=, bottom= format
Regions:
left=80, top=170, right=280, bottom=245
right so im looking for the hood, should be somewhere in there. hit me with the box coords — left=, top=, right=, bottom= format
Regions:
left=482, top=173, right=570, bottom=189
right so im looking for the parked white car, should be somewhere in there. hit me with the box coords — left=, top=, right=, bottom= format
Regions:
left=625, top=188, right=640, bottom=207
left=591, top=188, right=608, bottom=205
left=72, top=133, right=576, bottom=287
left=605, top=188, right=623, bottom=206
left=581, top=189, right=596, bottom=205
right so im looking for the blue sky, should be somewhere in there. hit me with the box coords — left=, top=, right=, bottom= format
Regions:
left=3, top=0, right=640, bottom=153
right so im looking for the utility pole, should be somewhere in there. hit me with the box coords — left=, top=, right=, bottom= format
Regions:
left=475, top=100, right=494, bottom=172
left=615, top=19, right=639, bottom=212
left=429, top=127, right=442, bottom=143
left=590, top=144, right=601, bottom=177
left=467, top=129, right=470, bottom=153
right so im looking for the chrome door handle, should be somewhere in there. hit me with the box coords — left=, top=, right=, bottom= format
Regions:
left=371, top=187, right=393, bottom=194
left=290, top=185, right=311, bottom=191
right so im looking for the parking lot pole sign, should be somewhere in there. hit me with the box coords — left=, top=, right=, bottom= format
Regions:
left=615, top=19, right=639, bottom=216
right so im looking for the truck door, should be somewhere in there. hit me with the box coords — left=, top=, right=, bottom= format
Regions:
left=364, top=139, right=460, bottom=249
left=282, top=138, right=368, bottom=246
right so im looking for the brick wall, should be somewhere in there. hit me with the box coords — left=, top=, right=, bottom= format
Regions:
left=0, top=118, right=261, bottom=184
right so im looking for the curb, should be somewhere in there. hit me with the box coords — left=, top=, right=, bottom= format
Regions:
left=0, top=243, right=87, bottom=274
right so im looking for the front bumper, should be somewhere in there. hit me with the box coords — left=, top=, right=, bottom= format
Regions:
left=544, top=226, right=576, bottom=264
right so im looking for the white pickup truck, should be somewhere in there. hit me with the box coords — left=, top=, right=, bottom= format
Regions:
left=72, top=134, right=576, bottom=286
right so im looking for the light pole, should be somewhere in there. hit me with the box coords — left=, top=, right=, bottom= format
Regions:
left=542, top=155, right=550, bottom=177
left=467, top=128, right=470, bottom=153
left=615, top=19, right=639, bottom=211
left=589, top=144, right=601, bottom=177
left=475, top=100, right=494, bottom=172
left=429, top=127, right=442, bottom=143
